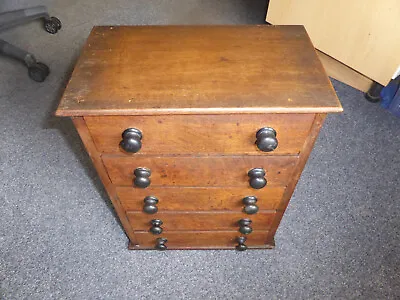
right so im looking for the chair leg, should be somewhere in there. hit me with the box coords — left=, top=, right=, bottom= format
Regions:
left=0, top=39, right=49, bottom=82
left=0, top=6, right=50, bottom=32
left=0, top=39, right=35, bottom=66
left=0, top=6, right=61, bottom=82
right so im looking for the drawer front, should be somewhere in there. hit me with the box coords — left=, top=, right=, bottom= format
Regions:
left=103, top=155, right=297, bottom=187
left=117, top=186, right=285, bottom=211
left=85, top=114, right=314, bottom=155
left=132, top=231, right=271, bottom=249
left=127, top=211, right=275, bottom=231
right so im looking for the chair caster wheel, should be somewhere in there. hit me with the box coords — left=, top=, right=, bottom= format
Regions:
left=365, top=82, right=383, bottom=103
left=44, top=17, right=62, bottom=34
left=28, top=62, right=50, bottom=82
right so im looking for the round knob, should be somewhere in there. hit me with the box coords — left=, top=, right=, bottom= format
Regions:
left=242, top=196, right=259, bottom=214
left=248, top=168, right=267, bottom=189
left=235, top=236, right=247, bottom=251
left=120, top=128, right=142, bottom=153
left=150, top=219, right=163, bottom=235
left=133, top=167, right=151, bottom=188
left=238, top=218, right=253, bottom=235
left=155, top=237, right=167, bottom=250
left=143, top=196, right=159, bottom=214
left=256, top=127, right=278, bottom=152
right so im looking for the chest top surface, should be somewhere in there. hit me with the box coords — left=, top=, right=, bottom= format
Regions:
left=56, top=25, right=342, bottom=116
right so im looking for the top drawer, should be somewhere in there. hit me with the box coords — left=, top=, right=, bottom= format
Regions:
left=85, top=114, right=314, bottom=155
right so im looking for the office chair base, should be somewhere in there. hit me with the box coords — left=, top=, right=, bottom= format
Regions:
left=0, top=6, right=61, bottom=82
left=44, top=16, right=62, bottom=34
left=28, top=62, right=50, bottom=82
left=0, top=40, right=49, bottom=82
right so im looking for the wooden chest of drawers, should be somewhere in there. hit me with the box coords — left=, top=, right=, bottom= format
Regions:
left=56, top=25, right=342, bottom=250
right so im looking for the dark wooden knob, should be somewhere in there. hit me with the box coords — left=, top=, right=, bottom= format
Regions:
left=248, top=168, right=267, bottom=189
left=256, top=127, right=278, bottom=152
left=150, top=219, right=163, bottom=235
left=120, top=128, right=142, bottom=153
left=133, top=167, right=151, bottom=188
left=242, top=196, right=259, bottom=214
left=155, top=237, right=167, bottom=250
left=143, top=196, right=158, bottom=214
left=238, top=218, right=253, bottom=235
left=235, top=236, right=247, bottom=251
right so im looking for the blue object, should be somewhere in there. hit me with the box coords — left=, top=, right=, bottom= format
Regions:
left=380, top=77, right=400, bottom=109
left=388, top=87, right=400, bottom=117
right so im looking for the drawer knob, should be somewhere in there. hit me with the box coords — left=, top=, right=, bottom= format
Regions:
left=120, top=128, right=142, bottom=153
left=248, top=168, right=267, bottom=189
left=238, top=218, right=253, bottom=235
left=242, top=196, right=259, bottom=214
left=256, top=127, right=278, bottom=152
left=143, top=196, right=159, bottom=214
left=155, top=237, right=168, bottom=250
left=235, top=236, right=247, bottom=251
left=150, top=219, right=163, bottom=235
left=134, top=167, right=151, bottom=188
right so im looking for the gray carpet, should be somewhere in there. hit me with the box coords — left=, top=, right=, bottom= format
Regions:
left=1, top=1, right=399, bottom=299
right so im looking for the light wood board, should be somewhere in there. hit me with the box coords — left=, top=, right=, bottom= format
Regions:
left=267, top=0, right=400, bottom=85
left=317, top=50, right=373, bottom=92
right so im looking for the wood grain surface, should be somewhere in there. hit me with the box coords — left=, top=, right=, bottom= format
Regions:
left=56, top=25, right=342, bottom=116
left=85, top=114, right=314, bottom=155
left=58, top=25, right=342, bottom=250
left=267, top=114, right=326, bottom=241
left=72, top=118, right=137, bottom=244
left=126, top=211, right=275, bottom=231
left=130, top=230, right=272, bottom=249
left=102, top=155, right=297, bottom=187
left=117, top=186, right=285, bottom=211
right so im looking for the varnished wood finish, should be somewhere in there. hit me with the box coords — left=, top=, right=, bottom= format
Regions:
left=102, top=155, right=297, bottom=187
left=85, top=114, right=314, bottom=155
left=71, top=117, right=137, bottom=244
left=130, top=231, right=273, bottom=249
left=117, top=186, right=285, bottom=211
left=267, top=114, right=326, bottom=241
left=126, top=211, right=275, bottom=231
left=55, top=26, right=342, bottom=117
left=57, top=26, right=342, bottom=250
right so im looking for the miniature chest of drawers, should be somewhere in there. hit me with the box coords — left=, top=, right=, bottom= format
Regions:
left=56, top=25, right=342, bottom=250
